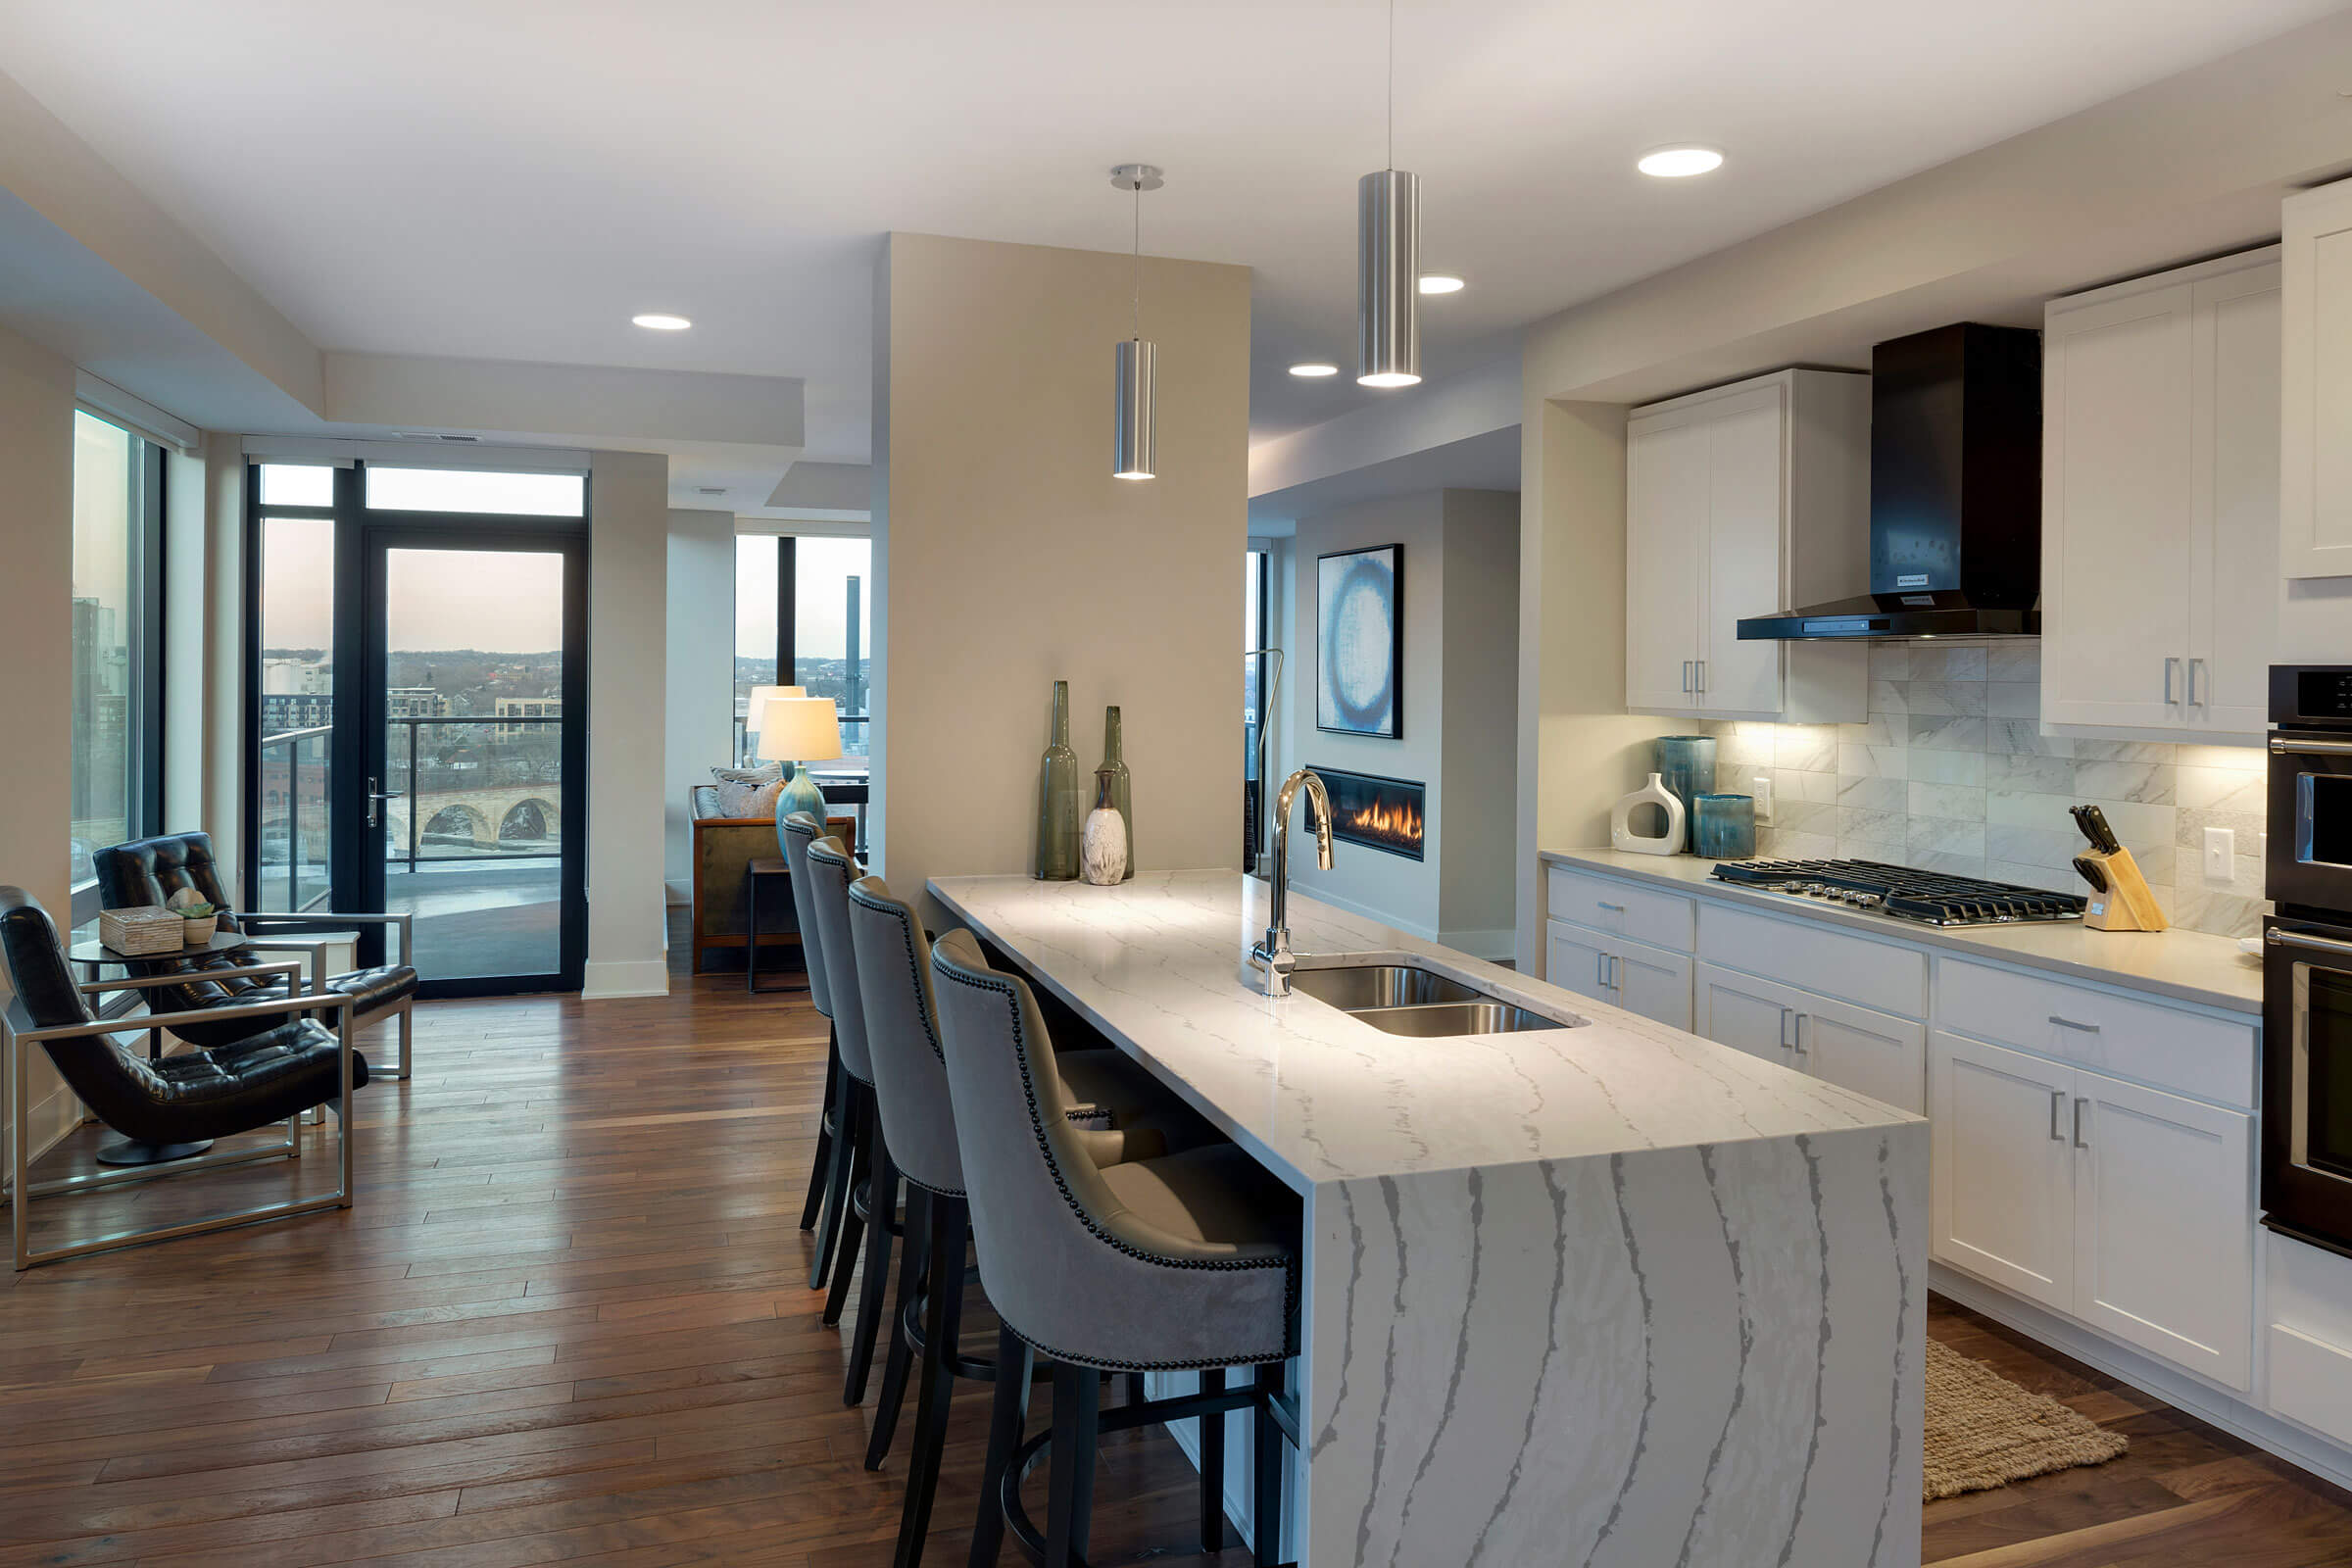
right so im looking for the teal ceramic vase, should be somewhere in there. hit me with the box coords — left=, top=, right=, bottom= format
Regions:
left=1653, top=735, right=1717, bottom=854
left=1099, top=706, right=1134, bottom=880
left=1036, top=681, right=1081, bottom=880
left=772, top=765, right=827, bottom=858
left=1691, top=793, right=1757, bottom=859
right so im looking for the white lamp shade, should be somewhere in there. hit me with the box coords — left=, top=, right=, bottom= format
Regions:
left=746, top=685, right=807, bottom=735
left=756, top=697, right=843, bottom=764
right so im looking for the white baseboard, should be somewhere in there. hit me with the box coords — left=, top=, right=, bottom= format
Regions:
left=1931, top=1261, right=2352, bottom=1495
left=580, top=958, right=671, bottom=1000
left=1293, top=884, right=1437, bottom=941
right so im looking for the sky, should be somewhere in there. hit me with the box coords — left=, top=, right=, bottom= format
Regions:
left=736, top=535, right=871, bottom=663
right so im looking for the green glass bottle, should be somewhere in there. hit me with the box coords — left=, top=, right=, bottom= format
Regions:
left=1036, top=680, right=1081, bottom=880
left=1100, top=705, right=1134, bottom=880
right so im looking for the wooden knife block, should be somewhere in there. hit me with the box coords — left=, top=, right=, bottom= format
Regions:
left=2081, top=846, right=2168, bottom=932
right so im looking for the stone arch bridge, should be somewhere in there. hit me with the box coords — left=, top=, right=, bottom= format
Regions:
left=386, top=785, right=564, bottom=852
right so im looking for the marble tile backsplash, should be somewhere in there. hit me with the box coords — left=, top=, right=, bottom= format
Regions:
left=1697, top=639, right=2271, bottom=938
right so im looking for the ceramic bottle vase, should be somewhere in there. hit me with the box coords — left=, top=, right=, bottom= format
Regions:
left=1081, top=768, right=1129, bottom=886
left=1653, top=735, right=1717, bottom=854
left=1036, top=680, right=1082, bottom=880
left=1099, top=706, right=1134, bottom=880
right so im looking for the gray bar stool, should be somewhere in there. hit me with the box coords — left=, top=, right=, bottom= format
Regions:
left=842, top=874, right=1207, bottom=1568
left=930, top=930, right=1301, bottom=1568
left=800, top=833, right=895, bottom=1335
left=781, top=810, right=854, bottom=1292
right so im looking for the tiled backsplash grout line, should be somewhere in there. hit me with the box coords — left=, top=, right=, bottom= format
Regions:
left=1697, top=638, right=2270, bottom=938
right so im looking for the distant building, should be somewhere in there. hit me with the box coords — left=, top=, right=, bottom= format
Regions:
left=388, top=687, right=450, bottom=720
left=494, top=695, right=562, bottom=738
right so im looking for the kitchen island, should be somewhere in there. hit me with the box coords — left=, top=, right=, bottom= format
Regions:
left=929, top=870, right=1928, bottom=1568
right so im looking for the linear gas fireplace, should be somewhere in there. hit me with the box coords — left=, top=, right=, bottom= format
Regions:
left=1311, top=765, right=1426, bottom=860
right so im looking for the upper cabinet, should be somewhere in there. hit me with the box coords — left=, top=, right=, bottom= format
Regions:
left=2283, top=178, right=2352, bottom=580
left=2042, top=248, right=2280, bottom=739
left=1624, top=369, right=1869, bottom=723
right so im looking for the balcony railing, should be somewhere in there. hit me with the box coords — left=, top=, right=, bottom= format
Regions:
left=729, top=710, right=871, bottom=770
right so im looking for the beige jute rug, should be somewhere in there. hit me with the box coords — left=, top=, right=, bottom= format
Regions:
left=1922, top=1338, right=2130, bottom=1500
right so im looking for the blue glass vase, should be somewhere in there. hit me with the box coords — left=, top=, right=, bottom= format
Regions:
left=1691, top=794, right=1757, bottom=859
left=1653, top=735, right=1716, bottom=854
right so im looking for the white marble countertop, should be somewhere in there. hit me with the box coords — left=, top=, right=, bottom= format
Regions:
left=928, top=870, right=1918, bottom=1194
left=1540, top=846, right=2264, bottom=1015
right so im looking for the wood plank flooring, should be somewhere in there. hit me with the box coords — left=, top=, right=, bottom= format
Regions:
left=4, top=945, right=2349, bottom=1566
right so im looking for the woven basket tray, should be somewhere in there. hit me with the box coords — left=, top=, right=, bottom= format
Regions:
left=100, top=906, right=187, bottom=956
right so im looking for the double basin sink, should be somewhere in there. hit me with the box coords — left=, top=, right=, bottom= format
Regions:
left=1288, top=961, right=1573, bottom=1037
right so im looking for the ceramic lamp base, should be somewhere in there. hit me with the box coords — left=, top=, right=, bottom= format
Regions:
left=773, top=766, right=830, bottom=856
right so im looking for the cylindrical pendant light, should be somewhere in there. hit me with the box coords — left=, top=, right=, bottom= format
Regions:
left=1110, top=164, right=1164, bottom=480
left=1357, top=169, right=1420, bottom=387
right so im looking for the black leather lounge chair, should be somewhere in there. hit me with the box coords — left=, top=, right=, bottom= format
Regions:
left=0, top=885, right=366, bottom=1269
left=91, top=832, right=417, bottom=1079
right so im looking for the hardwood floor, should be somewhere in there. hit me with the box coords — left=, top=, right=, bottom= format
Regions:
left=4, top=945, right=2349, bottom=1566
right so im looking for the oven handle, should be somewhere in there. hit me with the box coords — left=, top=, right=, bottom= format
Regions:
left=2272, top=735, right=2352, bottom=758
left=2271, top=927, right=2352, bottom=957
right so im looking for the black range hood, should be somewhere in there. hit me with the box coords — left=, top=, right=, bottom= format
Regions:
left=1739, top=322, right=2041, bottom=641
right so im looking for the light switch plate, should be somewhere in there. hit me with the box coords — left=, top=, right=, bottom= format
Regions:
left=2203, top=826, right=2234, bottom=881
left=1752, top=775, right=1775, bottom=824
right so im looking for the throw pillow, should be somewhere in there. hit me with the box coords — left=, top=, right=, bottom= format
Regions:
left=743, top=778, right=788, bottom=820
left=712, top=763, right=781, bottom=787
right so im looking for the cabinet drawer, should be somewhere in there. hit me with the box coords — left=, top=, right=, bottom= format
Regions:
left=1695, top=903, right=1927, bottom=1019
left=2269, top=1232, right=2352, bottom=1445
left=1545, top=866, right=1693, bottom=952
left=1936, top=958, right=2255, bottom=1108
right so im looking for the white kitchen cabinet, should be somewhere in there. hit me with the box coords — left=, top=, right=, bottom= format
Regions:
left=1931, top=1030, right=2255, bottom=1390
left=1624, top=369, right=1869, bottom=723
left=2042, top=248, right=2281, bottom=739
left=2072, top=1072, right=2253, bottom=1390
left=1544, top=920, right=1691, bottom=1032
left=2282, top=177, right=2352, bottom=579
left=1695, top=961, right=1926, bottom=1113
left=1931, top=1031, right=2078, bottom=1313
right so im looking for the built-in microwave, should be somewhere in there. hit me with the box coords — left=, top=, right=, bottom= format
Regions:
left=2268, top=665, right=2352, bottom=914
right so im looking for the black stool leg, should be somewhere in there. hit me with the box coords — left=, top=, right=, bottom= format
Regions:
left=866, top=1185, right=932, bottom=1468
left=1199, top=1367, right=1227, bottom=1552
left=801, top=1045, right=839, bottom=1229
left=845, top=1125, right=901, bottom=1404
left=809, top=1032, right=855, bottom=1289
left=1045, top=1359, right=1100, bottom=1568
left=824, top=1081, right=874, bottom=1326
left=894, top=1194, right=967, bottom=1568
left=1252, top=1363, right=1286, bottom=1566
left=967, top=1321, right=1034, bottom=1568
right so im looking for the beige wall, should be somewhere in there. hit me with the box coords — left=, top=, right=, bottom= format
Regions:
left=872, top=232, right=1250, bottom=916
left=585, top=450, right=672, bottom=997
left=663, top=508, right=737, bottom=902
left=0, top=321, right=79, bottom=1164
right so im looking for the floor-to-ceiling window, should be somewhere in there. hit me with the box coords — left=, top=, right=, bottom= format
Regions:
left=69, top=410, right=163, bottom=917
left=792, top=537, right=871, bottom=763
left=732, top=534, right=782, bottom=763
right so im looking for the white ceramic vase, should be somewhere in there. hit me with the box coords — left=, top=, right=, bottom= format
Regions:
left=1609, top=772, right=1686, bottom=857
left=1081, top=804, right=1129, bottom=886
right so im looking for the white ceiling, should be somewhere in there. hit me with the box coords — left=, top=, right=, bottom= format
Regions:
left=0, top=0, right=2336, bottom=461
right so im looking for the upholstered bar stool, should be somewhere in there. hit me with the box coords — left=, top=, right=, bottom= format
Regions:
left=841, top=875, right=1207, bottom=1567
left=930, top=930, right=1301, bottom=1568
left=781, top=810, right=853, bottom=1291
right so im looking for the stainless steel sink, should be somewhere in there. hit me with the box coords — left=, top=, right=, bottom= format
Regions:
left=1347, top=1001, right=1570, bottom=1037
left=1288, top=964, right=1482, bottom=1010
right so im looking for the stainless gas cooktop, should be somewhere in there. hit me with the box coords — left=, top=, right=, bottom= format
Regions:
left=1709, top=858, right=2086, bottom=927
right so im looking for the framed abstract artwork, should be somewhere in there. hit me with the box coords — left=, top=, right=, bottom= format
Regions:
left=1316, top=543, right=1402, bottom=738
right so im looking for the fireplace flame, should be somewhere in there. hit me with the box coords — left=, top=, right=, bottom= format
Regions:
left=1344, top=799, right=1423, bottom=846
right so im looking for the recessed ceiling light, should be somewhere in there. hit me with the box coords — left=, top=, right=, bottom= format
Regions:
left=1418, top=274, right=1464, bottom=295
left=1289, top=363, right=1341, bottom=378
left=1638, top=145, right=1725, bottom=178
left=632, top=313, right=692, bottom=330
left=1357, top=371, right=1422, bottom=389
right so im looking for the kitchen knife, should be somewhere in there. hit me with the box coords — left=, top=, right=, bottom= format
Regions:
left=2068, top=805, right=2101, bottom=849
left=2072, top=855, right=2109, bottom=894
left=2081, top=804, right=2123, bottom=856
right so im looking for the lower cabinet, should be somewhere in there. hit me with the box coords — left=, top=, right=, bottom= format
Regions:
left=1693, top=961, right=1927, bottom=1113
left=1930, top=1030, right=2254, bottom=1391
left=1545, top=920, right=1692, bottom=1032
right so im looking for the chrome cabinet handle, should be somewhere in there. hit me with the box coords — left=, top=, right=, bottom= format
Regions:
left=1695, top=660, right=1707, bottom=695
left=2050, top=1090, right=2066, bottom=1143
left=1682, top=661, right=1691, bottom=694
left=1778, top=1005, right=1794, bottom=1050
left=2073, top=1097, right=2090, bottom=1150
left=1596, top=952, right=1609, bottom=990
left=1595, top=901, right=1625, bottom=913
left=1608, top=955, right=1622, bottom=990
left=2047, top=1014, right=2101, bottom=1033
left=2164, top=657, right=2181, bottom=705
left=1791, top=1013, right=1808, bottom=1055
left=2188, top=657, right=2205, bottom=707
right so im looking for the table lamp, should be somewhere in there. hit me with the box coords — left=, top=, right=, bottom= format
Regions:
left=743, top=685, right=806, bottom=763
left=755, top=695, right=844, bottom=853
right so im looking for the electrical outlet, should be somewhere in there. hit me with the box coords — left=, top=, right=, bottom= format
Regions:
left=1752, top=775, right=1775, bottom=824
left=2203, top=826, right=2234, bottom=881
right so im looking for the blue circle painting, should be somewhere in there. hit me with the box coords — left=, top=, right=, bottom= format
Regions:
left=1319, top=549, right=1397, bottom=735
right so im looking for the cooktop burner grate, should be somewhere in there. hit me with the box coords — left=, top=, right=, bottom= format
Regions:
left=1710, top=858, right=2087, bottom=926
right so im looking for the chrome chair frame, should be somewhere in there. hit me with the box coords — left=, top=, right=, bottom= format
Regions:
left=229, top=910, right=416, bottom=1080
left=2, top=959, right=358, bottom=1270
